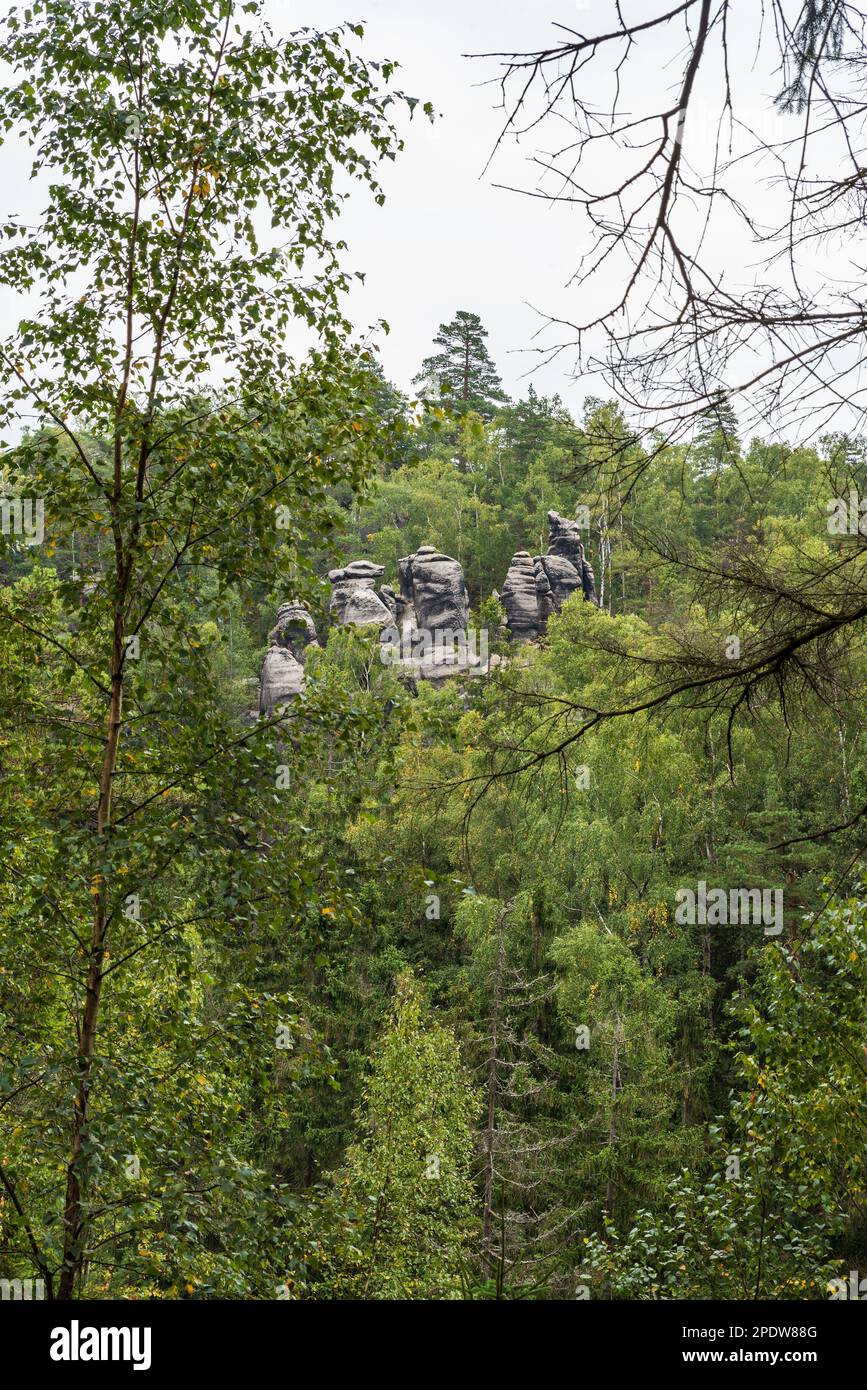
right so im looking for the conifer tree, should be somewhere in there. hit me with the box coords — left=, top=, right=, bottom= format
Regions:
left=414, top=310, right=508, bottom=422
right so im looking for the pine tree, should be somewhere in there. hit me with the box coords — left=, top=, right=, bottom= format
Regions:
left=414, top=310, right=509, bottom=422
left=692, top=390, right=741, bottom=475
left=581, top=885, right=867, bottom=1299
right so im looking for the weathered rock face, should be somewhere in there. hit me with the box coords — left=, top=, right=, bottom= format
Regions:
left=501, top=512, right=598, bottom=640
left=379, top=585, right=398, bottom=622
left=322, top=546, right=484, bottom=681
left=269, top=601, right=318, bottom=659
left=342, top=586, right=393, bottom=626
left=399, top=546, right=470, bottom=635
left=261, top=516, right=598, bottom=705
left=546, top=509, right=584, bottom=567
left=388, top=546, right=483, bottom=679
left=545, top=510, right=598, bottom=604
left=500, top=552, right=540, bottom=641
left=259, top=646, right=306, bottom=715
left=328, top=559, right=393, bottom=629
left=537, top=553, right=584, bottom=610
left=260, top=600, right=319, bottom=716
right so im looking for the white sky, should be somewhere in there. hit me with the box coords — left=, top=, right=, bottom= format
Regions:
left=258, top=1, right=858, bottom=435
left=270, top=0, right=608, bottom=409
left=0, top=1, right=855, bottom=437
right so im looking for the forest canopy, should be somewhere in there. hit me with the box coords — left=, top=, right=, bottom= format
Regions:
left=0, top=0, right=865, bottom=1313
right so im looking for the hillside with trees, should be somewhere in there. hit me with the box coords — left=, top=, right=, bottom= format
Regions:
left=1, top=0, right=865, bottom=1315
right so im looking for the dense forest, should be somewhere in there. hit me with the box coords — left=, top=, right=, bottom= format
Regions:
left=1, top=0, right=866, bottom=1309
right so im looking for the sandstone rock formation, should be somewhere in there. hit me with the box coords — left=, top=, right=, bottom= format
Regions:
left=261, top=520, right=595, bottom=709
left=259, top=600, right=319, bottom=716
left=398, top=546, right=470, bottom=636
left=501, top=512, right=597, bottom=641
left=388, top=545, right=487, bottom=680
left=546, top=509, right=598, bottom=604
left=324, top=546, right=484, bottom=681
left=259, top=646, right=306, bottom=715
left=269, top=600, right=318, bottom=657
left=535, top=554, right=583, bottom=617
left=328, top=559, right=394, bottom=629
left=500, top=552, right=539, bottom=641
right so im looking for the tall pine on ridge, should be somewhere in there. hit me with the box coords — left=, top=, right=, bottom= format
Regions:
left=414, top=310, right=508, bottom=441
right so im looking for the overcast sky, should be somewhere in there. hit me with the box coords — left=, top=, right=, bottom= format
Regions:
left=275, top=0, right=606, bottom=410
left=268, top=1, right=814, bottom=429
left=0, top=1, right=841, bottom=437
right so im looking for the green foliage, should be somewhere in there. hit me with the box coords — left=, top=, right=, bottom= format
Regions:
left=314, top=972, right=478, bottom=1299
left=0, top=0, right=416, bottom=1299
left=0, top=0, right=863, bottom=1308
left=413, top=309, right=509, bottom=428
left=582, top=889, right=867, bottom=1299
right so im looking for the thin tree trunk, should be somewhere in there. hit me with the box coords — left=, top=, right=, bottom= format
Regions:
left=55, top=11, right=231, bottom=1300
left=482, top=907, right=507, bottom=1266
left=58, top=616, right=124, bottom=1298
left=604, top=1017, right=622, bottom=1213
